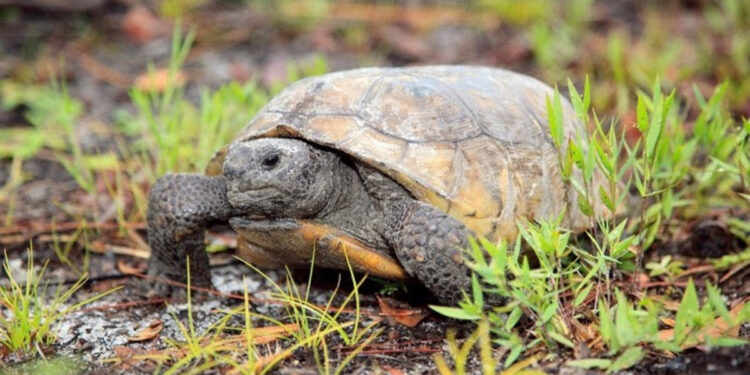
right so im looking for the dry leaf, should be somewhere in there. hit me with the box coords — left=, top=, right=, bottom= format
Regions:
left=88, top=240, right=107, bottom=253
left=377, top=296, right=428, bottom=327
left=91, top=278, right=128, bottom=293
left=134, top=69, right=186, bottom=92
left=660, top=317, right=676, bottom=328
left=634, top=272, right=650, bottom=288
left=657, top=300, right=746, bottom=348
left=222, top=323, right=299, bottom=346
left=128, top=320, right=163, bottom=342
left=117, top=259, right=148, bottom=275
left=113, top=345, right=173, bottom=372
left=649, top=295, right=682, bottom=312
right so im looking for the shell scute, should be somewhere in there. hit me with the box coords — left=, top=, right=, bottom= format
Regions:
left=356, top=73, right=482, bottom=142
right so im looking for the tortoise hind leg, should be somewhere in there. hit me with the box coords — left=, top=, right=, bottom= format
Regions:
left=147, top=173, right=236, bottom=294
left=386, top=201, right=475, bottom=305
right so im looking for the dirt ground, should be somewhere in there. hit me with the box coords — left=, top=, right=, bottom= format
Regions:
left=0, top=0, right=748, bottom=374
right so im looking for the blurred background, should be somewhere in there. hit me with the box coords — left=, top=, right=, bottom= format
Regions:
left=0, top=0, right=748, bottom=249
left=2, top=0, right=748, bottom=115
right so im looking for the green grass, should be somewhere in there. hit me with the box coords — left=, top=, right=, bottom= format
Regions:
left=238, top=253, right=382, bottom=374
left=0, top=76, right=114, bottom=225
left=0, top=74, right=110, bottom=196
left=430, top=77, right=750, bottom=371
left=129, top=255, right=381, bottom=374
left=0, top=246, right=119, bottom=355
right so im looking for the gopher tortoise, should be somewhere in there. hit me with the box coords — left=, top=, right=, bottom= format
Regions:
left=146, top=66, right=606, bottom=304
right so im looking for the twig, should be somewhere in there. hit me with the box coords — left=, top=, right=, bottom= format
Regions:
left=676, top=264, right=717, bottom=279
left=719, top=261, right=750, bottom=284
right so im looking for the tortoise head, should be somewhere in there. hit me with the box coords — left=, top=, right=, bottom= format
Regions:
left=223, top=138, right=339, bottom=218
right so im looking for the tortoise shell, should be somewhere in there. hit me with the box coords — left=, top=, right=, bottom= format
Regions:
left=208, top=66, right=604, bottom=244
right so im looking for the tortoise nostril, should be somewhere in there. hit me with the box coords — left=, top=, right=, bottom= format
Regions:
left=261, top=153, right=280, bottom=170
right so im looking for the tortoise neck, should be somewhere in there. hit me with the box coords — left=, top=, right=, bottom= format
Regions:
left=317, top=158, right=372, bottom=219
left=311, top=158, right=399, bottom=252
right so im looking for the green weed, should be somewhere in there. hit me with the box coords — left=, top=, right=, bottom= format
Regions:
left=0, top=246, right=119, bottom=355
left=432, top=78, right=750, bottom=371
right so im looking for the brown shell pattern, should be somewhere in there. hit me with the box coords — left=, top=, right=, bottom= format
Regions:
left=210, top=66, right=608, bottom=242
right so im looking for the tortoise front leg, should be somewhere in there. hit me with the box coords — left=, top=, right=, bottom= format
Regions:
left=147, top=174, right=237, bottom=293
left=385, top=201, right=477, bottom=305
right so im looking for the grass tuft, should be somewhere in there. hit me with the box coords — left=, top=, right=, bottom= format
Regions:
left=0, top=246, right=119, bottom=355
left=135, top=253, right=381, bottom=374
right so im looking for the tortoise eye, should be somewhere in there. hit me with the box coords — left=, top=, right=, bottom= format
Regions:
left=261, top=153, right=280, bottom=170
